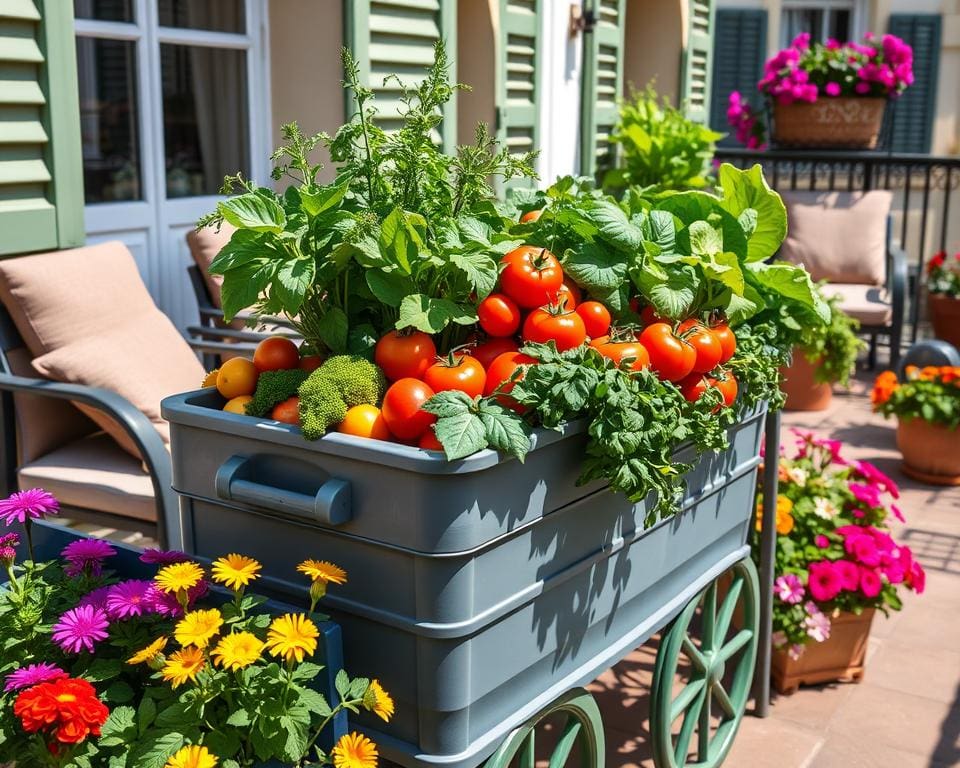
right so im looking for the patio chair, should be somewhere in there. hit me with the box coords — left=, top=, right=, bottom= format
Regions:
left=0, top=242, right=205, bottom=548
left=779, top=190, right=907, bottom=370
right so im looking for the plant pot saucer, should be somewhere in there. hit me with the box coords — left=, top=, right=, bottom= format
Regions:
left=900, top=463, right=960, bottom=486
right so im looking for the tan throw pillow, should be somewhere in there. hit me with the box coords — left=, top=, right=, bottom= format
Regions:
left=779, top=190, right=892, bottom=286
left=31, top=312, right=204, bottom=458
left=186, top=223, right=235, bottom=309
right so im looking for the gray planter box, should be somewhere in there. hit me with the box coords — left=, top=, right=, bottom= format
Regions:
left=162, top=390, right=766, bottom=768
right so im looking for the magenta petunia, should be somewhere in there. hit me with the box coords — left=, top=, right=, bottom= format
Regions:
left=0, top=489, right=59, bottom=526
left=853, top=461, right=899, bottom=498
left=834, top=559, right=861, bottom=591
left=139, top=548, right=191, bottom=565
left=51, top=605, right=110, bottom=654
left=907, top=560, right=926, bottom=594
left=807, top=561, right=843, bottom=602
left=859, top=567, right=883, bottom=598
left=3, top=663, right=67, bottom=693
left=61, top=538, right=117, bottom=577
left=849, top=482, right=882, bottom=509
left=814, top=534, right=830, bottom=549
left=848, top=535, right=881, bottom=567
left=105, top=579, right=153, bottom=620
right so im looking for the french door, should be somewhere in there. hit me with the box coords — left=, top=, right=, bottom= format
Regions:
left=73, top=0, right=270, bottom=330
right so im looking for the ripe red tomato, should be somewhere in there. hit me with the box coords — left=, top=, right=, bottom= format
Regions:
left=589, top=337, right=650, bottom=371
left=712, top=321, right=737, bottom=364
left=679, top=319, right=723, bottom=374
left=522, top=306, right=587, bottom=351
left=381, top=378, right=437, bottom=441
left=638, top=323, right=696, bottom=382
left=470, top=337, right=519, bottom=369
left=576, top=301, right=612, bottom=339
left=270, top=396, right=300, bottom=425
left=299, top=354, right=324, bottom=373
left=520, top=209, right=542, bottom=223
left=477, top=293, right=522, bottom=338
left=640, top=305, right=666, bottom=325
left=483, top=352, right=536, bottom=398
left=500, top=246, right=564, bottom=309
left=418, top=429, right=444, bottom=451
left=423, top=354, right=487, bottom=399
left=715, top=370, right=739, bottom=407
left=374, top=330, right=437, bottom=381
left=679, top=373, right=713, bottom=403
left=253, top=336, right=300, bottom=372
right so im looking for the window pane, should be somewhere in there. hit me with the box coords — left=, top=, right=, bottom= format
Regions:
left=828, top=10, right=852, bottom=42
left=782, top=9, right=824, bottom=46
left=73, top=0, right=134, bottom=22
left=160, top=44, right=249, bottom=198
left=157, top=0, right=245, bottom=33
left=76, top=37, right=142, bottom=203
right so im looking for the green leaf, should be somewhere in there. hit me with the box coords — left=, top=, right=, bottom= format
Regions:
left=104, top=680, right=134, bottom=704
left=588, top=200, right=643, bottom=251
left=298, top=688, right=333, bottom=717
left=154, top=701, right=196, bottom=730
left=477, top=400, right=531, bottom=461
left=226, top=708, right=251, bottom=727
left=335, top=669, right=350, bottom=698
left=747, top=262, right=830, bottom=322
left=221, top=260, right=272, bottom=321
left=718, top=163, right=787, bottom=263
left=347, top=323, right=378, bottom=359
left=300, top=183, right=347, bottom=216
left=316, top=307, right=348, bottom=353
left=128, top=731, right=185, bottom=768
left=209, top=229, right=271, bottom=274
left=634, top=265, right=699, bottom=319
left=100, top=705, right=136, bottom=745
left=563, top=243, right=628, bottom=293
left=273, top=258, right=316, bottom=314
left=450, top=251, right=498, bottom=299
left=137, top=696, right=157, bottom=735
left=433, top=410, right=488, bottom=460
left=397, top=294, right=477, bottom=334
left=422, top=390, right=475, bottom=419
left=84, top=658, right=122, bottom=682
left=366, top=269, right=417, bottom=308
left=688, top=220, right=723, bottom=256
left=220, top=193, right=286, bottom=233
left=703, top=251, right=745, bottom=295
left=292, top=662, right=324, bottom=681
left=647, top=210, right=677, bottom=253
left=207, top=730, right=243, bottom=760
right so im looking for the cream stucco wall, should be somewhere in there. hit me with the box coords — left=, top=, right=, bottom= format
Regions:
left=623, top=0, right=686, bottom=104
left=268, top=0, right=346, bottom=183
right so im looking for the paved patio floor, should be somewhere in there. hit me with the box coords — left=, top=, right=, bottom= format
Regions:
left=589, top=374, right=960, bottom=768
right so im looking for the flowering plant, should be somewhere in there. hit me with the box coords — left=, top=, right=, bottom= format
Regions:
left=872, top=366, right=960, bottom=429
left=753, top=431, right=924, bottom=659
left=926, top=250, right=960, bottom=299
left=726, top=92, right=767, bottom=150
left=0, top=490, right=391, bottom=768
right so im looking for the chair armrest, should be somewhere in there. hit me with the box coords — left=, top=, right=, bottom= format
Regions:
left=888, top=245, right=908, bottom=326
left=0, top=374, right=182, bottom=549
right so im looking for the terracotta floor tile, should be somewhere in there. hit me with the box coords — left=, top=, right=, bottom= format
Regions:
left=811, top=735, right=946, bottom=768
left=864, top=642, right=960, bottom=703
left=723, top=717, right=823, bottom=768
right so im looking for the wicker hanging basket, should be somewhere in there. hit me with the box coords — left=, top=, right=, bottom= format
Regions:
left=772, top=97, right=887, bottom=149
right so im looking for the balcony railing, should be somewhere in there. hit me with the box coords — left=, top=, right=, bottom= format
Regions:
left=715, top=148, right=960, bottom=342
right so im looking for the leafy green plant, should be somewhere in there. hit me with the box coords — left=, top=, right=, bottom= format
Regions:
left=795, top=293, right=865, bottom=387
left=603, top=85, right=724, bottom=192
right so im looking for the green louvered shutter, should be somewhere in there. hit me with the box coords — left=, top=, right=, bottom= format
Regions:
left=888, top=14, right=941, bottom=154
left=680, top=0, right=715, bottom=124
left=496, top=0, right=541, bottom=187
left=709, top=9, right=768, bottom=143
left=344, top=0, right=457, bottom=151
left=0, top=0, right=83, bottom=257
left=579, top=0, right=626, bottom=178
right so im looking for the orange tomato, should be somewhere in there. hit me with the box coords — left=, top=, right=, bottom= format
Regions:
left=270, top=396, right=300, bottom=425
left=217, top=358, right=259, bottom=399
left=253, top=336, right=300, bottom=372
left=223, top=395, right=254, bottom=414
left=337, top=404, right=392, bottom=441
left=520, top=209, right=543, bottom=223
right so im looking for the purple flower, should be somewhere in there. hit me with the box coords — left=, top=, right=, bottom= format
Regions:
left=78, top=586, right=113, bottom=612
left=105, top=580, right=153, bottom=620
left=0, top=489, right=58, bottom=526
left=3, top=663, right=67, bottom=693
left=51, top=605, right=109, bottom=654
left=774, top=574, right=805, bottom=604
left=61, top=538, right=116, bottom=578
left=143, top=584, right=184, bottom=618
left=139, top=548, right=191, bottom=565
left=0, top=532, right=19, bottom=564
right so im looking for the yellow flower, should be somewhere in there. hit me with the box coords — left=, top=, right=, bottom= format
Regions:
left=155, top=562, right=205, bottom=594
left=297, top=559, right=347, bottom=585
left=211, top=631, right=264, bottom=671
left=776, top=495, right=794, bottom=516
left=211, top=553, right=261, bottom=591
left=363, top=680, right=394, bottom=722
left=332, top=732, right=378, bottom=768
left=165, top=744, right=218, bottom=768
left=128, top=635, right=168, bottom=666
left=162, top=646, right=206, bottom=688
left=174, top=608, right=224, bottom=649
left=264, top=613, right=319, bottom=663
left=775, top=495, right=795, bottom=535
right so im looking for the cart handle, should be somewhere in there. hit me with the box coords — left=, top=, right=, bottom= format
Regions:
left=214, top=455, right=352, bottom=527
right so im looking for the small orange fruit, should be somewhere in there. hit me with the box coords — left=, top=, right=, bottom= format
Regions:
left=337, top=404, right=391, bottom=441
left=217, top=357, right=258, bottom=399
left=202, top=368, right=220, bottom=388
left=223, top=395, right=254, bottom=414
left=271, top=396, right=300, bottom=425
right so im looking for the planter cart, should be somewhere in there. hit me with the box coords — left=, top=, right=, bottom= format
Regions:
left=162, top=390, right=770, bottom=768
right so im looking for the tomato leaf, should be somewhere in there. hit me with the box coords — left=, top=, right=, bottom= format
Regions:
left=449, top=250, right=498, bottom=299
left=209, top=229, right=271, bottom=274
left=397, top=294, right=477, bottom=334
left=422, top=390, right=475, bottom=419
left=219, top=193, right=286, bottom=233
left=587, top=199, right=643, bottom=251
left=477, top=399, right=531, bottom=461
left=632, top=264, right=700, bottom=319
left=434, top=412, right=488, bottom=460
left=563, top=243, right=628, bottom=293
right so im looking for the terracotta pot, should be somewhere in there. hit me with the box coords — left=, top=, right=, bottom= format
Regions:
left=897, top=417, right=960, bottom=485
left=780, top=351, right=833, bottom=411
left=773, top=98, right=886, bottom=149
left=927, top=294, right=960, bottom=351
left=772, top=608, right=874, bottom=695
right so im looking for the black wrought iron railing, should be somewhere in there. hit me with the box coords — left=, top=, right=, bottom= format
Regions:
left=715, top=148, right=960, bottom=342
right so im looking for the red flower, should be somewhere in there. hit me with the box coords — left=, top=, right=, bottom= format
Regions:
left=928, top=251, right=946, bottom=272
left=13, top=677, right=109, bottom=748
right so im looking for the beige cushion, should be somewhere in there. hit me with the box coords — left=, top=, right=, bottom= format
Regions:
left=827, top=283, right=892, bottom=327
left=187, top=223, right=235, bottom=309
left=6, top=348, right=96, bottom=464
left=18, top=433, right=155, bottom=522
left=780, top=190, right=892, bottom=286
left=0, top=242, right=205, bottom=458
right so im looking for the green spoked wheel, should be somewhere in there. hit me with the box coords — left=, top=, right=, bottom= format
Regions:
left=651, top=558, right=760, bottom=768
left=484, top=688, right=606, bottom=768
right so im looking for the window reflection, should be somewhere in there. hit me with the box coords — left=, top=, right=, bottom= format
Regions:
left=157, top=0, right=245, bottom=33
left=73, top=0, right=134, bottom=23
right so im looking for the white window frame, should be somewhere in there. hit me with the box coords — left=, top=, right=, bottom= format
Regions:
left=780, top=0, right=867, bottom=47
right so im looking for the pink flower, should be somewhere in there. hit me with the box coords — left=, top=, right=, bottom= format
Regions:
left=139, top=548, right=191, bottom=565
left=143, top=585, right=183, bottom=617
left=0, top=489, right=58, bottom=526
left=803, top=603, right=832, bottom=642
left=906, top=560, right=926, bottom=594
left=105, top=580, right=153, bottom=620
left=889, top=504, right=905, bottom=523
left=859, top=567, right=883, bottom=598
left=849, top=482, right=881, bottom=509
left=775, top=574, right=805, bottom=604
left=835, top=560, right=861, bottom=591
left=855, top=82, right=871, bottom=94
left=825, top=82, right=841, bottom=97
left=61, top=538, right=116, bottom=578
left=807, top=561, right=843, bottom=602
left=772, top=630, right=787, bottom=647
left=0, top=532, right=19, bottom=565
left=853, top=461, right=899, bottom=498
left=848, top=535, right=881, bottom=567
left=791, top=32, right=811, bottom=50
left=788, top=644, right=805, bottom=660
left=78, top=586, right=113, bottom=612
left=51, top=605, right=109, bottom=654
left=3, top=663, right=67, bottom=693
left=815, top=534, right=830, bottom=549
